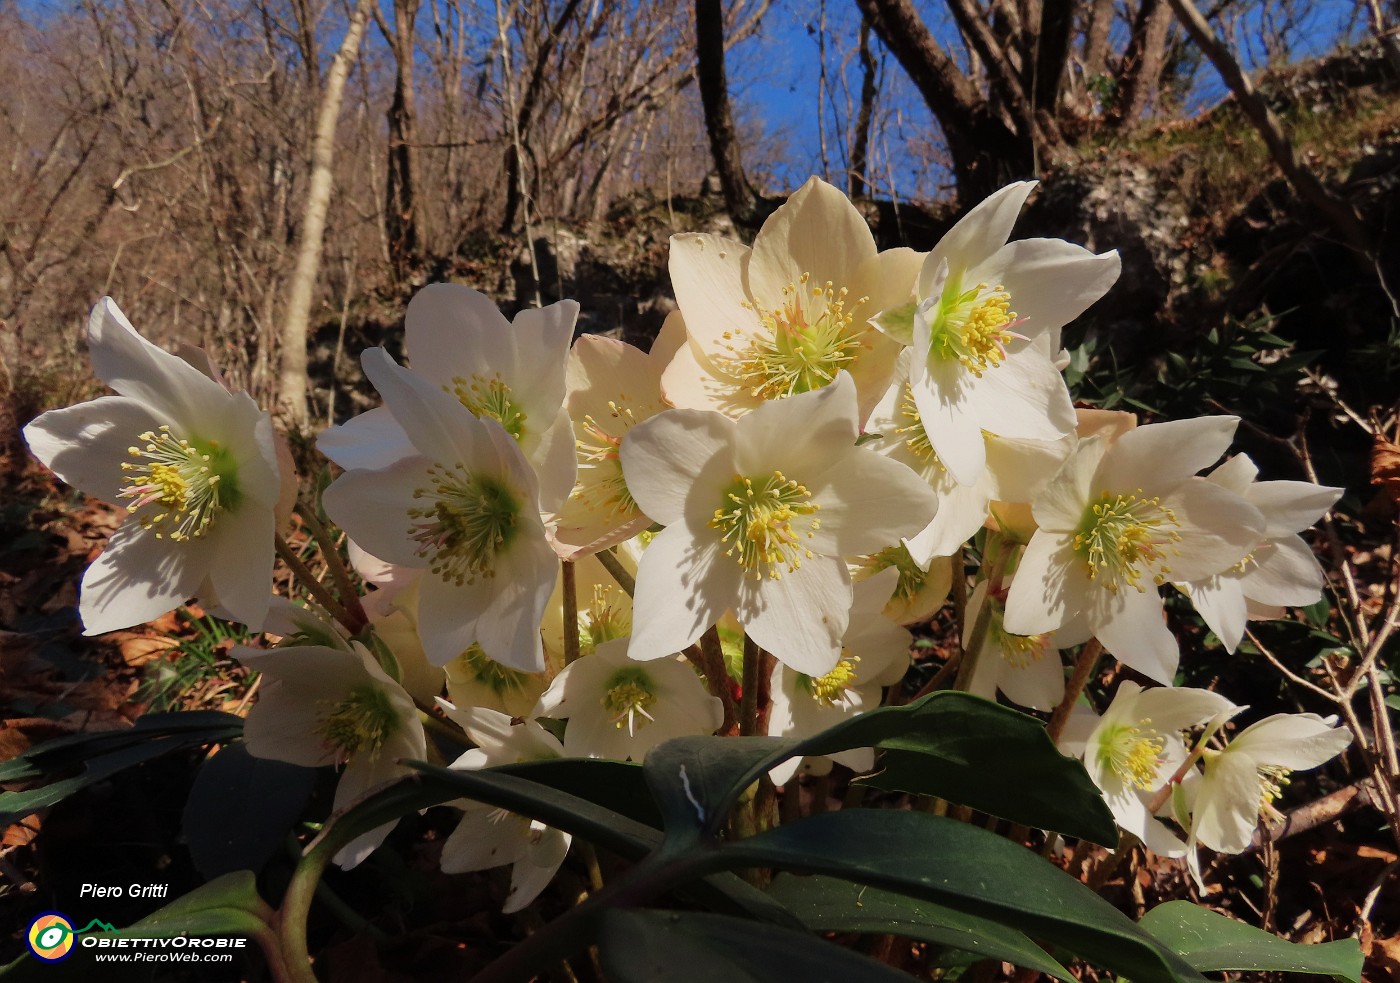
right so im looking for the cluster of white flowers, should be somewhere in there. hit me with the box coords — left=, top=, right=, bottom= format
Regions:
left=24, top=176, right=1351, bottom=906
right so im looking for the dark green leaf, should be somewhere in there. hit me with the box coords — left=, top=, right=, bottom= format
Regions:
left=644, top=736, right=801, bottom=842
left=597, top=908, right=915, bottom=982
left=1139, top=901, right=1362, bottom=981
left=183, top=743, right=316, bottom=878
left=496, top=758, right=662, bottom=829
left=0, top=711, right=244, bottom=782
left=719, top=810, right=1204, bottom=983
left=767, top=874, right=1074, bottom=982
left=645, top=693, right=1114, bottom=845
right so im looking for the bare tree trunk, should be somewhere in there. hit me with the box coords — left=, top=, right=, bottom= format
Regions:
left=696, top=0, right=762, bottom=228
left=278, top=0, right=376, bottom=428
left=855, top=0, right=1034, bottom=206
left=849, top=14, right=878, bottom=199
left=1032, top=0, right=1075, bottom=113
left=1081, top=0, right=1115, bottom=84
left=381, top=0, right=422, bottom=283
left=1165, top=0, right=1370, bottom=255
left=1111, top=0, right=1174, bottom=125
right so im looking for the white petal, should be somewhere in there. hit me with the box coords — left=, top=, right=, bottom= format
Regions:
left=321, top=458, right=434, bottom=569
left=1091, top=587, right=1179, bottom=684
left=1249, top=481, right=1343, bottom=538
left=205, top=502, right=275, bottom=630
left=404, top=283, right=513, bottom=384
left=442, top=810, right=529, bottom=873
left=1167, top=481, right=1267, bottom=582
left=1230, top=713, right=1352, bottom=770
left=740, top=558, right=849, bottom=676
left=960, top=348, right=1076, bottom=441
left=1241, top=537, right=1325, bottom=607
left=1192, top=751, right=1263, bottom=854
left=911, top=358, right=985, bottom=486
left=807, top=450, right=939, bottom=556
left=667, top=233, right=753, bottom=350
left=79, top=522, right=212, bottom=635
left=1001, top=531, right=1085, bottom=636
left=922, top=182, right=1036, bottom=294
left=87, top=298, right=235, bottom=434
left=997, top=645, right=1065, bottom=711
left=622, top=409, right=737, bottom=528
left=1098, top=417, right=1239, bottom=493
left=23, top=396, right=162, bottom=503
left=733, top=371, right=859, bottom=478
left=1182, top=575, right=1247, bottom=653
left=627, top=523, right=742, bottom=661
left=967, top=238, right=1121, bottom=342
left=504, top=826, right=571, bottom=912
left=317, top=407, right=415, bottom=472
left=748, top=177, right=876, bottom=304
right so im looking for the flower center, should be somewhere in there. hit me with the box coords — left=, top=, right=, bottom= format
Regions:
left=1258, top=764, right=1291, bottom=820
left=867, top=545, right=926, bottom=602
left=716, top=273, right=869, bottom=400
left=925, top=282, right=1017, bottom=376
left=1098, top=719, right=1165, bottom=790
left=578, top=585, right=630, bottom=657
left=318, top=683, right=399, bottom=763
left=895, top=385, right=937, bottom=462
left=710, top=471, right=820, bottom=580
left=801, top=657, right=860, bottom=708
left=451, top=643, right=534, bottom=697
left=449, top=373, right=527, bottom=441
left=1073, top=490, right=1182, bottom=592
left=572, top=400, right=637, bottom=516
left=991, top=620, right=1050, bottom=669
left=409, top=464, right=521, bottom=586
left=601, top=667, right=656, bottom=737
left=118, top=426, right=241, bottom=541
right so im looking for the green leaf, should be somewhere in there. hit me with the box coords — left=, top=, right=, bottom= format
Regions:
left=0, top=711, right=244, bottom=782
left=1386, top=695, right=1400, bottom=713
left=121, top=870, right=271, bottom=938
left=719, top=810, right=1204, bottom=983
left=398, top=762, right=799, bottom=928
left=409, top=760, right=664, bottom=859
left=767, top=874, right=1075, bottom=981
left=1139, top=901, right=1363, bottom=981
left=822, top=693, right=1116, bottom=844
left=645, top=693, right=1114, bottom=845
left=644, top=736, right=801, bottom=842
left=183, top=742, right=316, bottom=879
left=496, top=758, right=663, bottom=829
left=597, top=908, right=916, bottom=982
left=1303, top=597, right=1332, bottom=627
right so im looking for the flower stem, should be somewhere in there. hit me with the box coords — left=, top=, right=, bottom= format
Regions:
left=274, top=533, right=357, bottom=631
left=294, top=501, right=368, bottom=633
left=594, top=547, right=635, bottom=597
left=953, top=534, right=1012, bottom=691
left=562, top=559, right=581, bottom=665
left=739, top=635, right=762, bottom=737
left=1046, top=638, right=1104, bottom=745
left=687, top=625, right=737, bottom=734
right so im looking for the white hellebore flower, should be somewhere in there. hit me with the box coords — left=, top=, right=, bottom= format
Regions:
left=535, top=639, right=723, bottom=760
left=767, top=568, right=911, bottom=785
left=866, top=349, right=1073, bottom=563
left=237, top=642, right=426, bottom=869
left=552, top=318, right=682, bottom=558
left=1003, top=417, right=1266, bottom=683
left=437, top=702, right=572, bottom=913
left=322, top=348, right=558, bottom=670
left=621, top=372, right=938, bottom=676
left=1178, top=454, right=1343, bottom=652
left=896, top=182, right=1120, bottom=486
left=852, top=546, right=954, bottom=626
left=663, top=176, right=915, bottom=421
left=319, top=283, right=578, bottom=512
left=1185, top=712, right=1351, bottom=889
left=1059, top=681, right=1235, bottom=857
left=24, top=299, right=284, bottom=634
left=962, top=580, right=1089, bottom=711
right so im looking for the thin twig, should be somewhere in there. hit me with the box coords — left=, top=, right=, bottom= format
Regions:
left=594, top=547, right=635, bottom=597
left=562, top=559, right=581, bottom=665
left=1046, top=639, right=1104, bottom=745
left=274, top=534, right=356, bottom=630
left=295, top=501, right=368, bottom=632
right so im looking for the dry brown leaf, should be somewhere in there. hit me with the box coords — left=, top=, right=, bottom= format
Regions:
left=1373, top=435, right=1400, bottom=507
left=1372, top=934, right=1400, bottom=983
